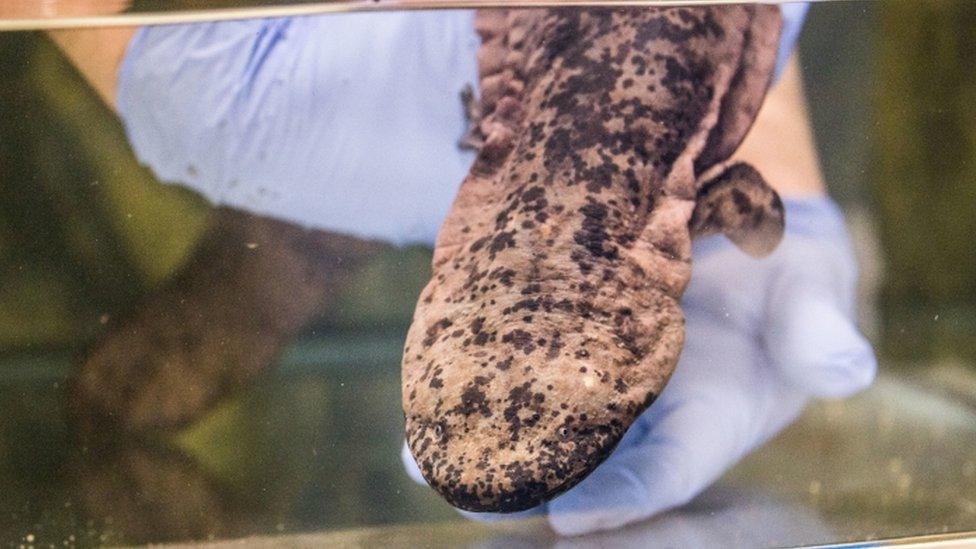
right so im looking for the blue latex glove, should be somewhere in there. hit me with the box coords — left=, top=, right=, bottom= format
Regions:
left=117, top=6, right=806, bottom=247
left=403, top=197, right=877, bottom=535
left=118, top=11, right=481, bottom=246
left=541, top=197, right=876, bottom=535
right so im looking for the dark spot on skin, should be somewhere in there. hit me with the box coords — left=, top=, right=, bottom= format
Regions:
left=423, top=318, right=453, bottom=347
left=521, top=283, right=542, bottom=295
left=471, top=317, right=486, bottom=335
left=731, top=188, right=753, bottom=214
left=469, top=236, right=490, bottom=253
left=490, top=268, right=517, bottom=287
left=574, top=202, right=619, bottom=264
left=510, top=298, right=540, bottom=313
left=502, top=329, right=536, bottom=355
left=489, top=231, right=517, bottom=258
left=521, top=185, right=545, bottom=203
left=546, top=337, right=564, bottom=359
left=455, top=380, right=493, bottom=418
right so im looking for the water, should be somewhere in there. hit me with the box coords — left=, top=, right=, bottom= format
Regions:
left=1, top=1, right=975, bottom=546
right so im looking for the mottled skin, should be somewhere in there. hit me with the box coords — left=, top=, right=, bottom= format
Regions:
left=403, top=7, right=785, bottom=513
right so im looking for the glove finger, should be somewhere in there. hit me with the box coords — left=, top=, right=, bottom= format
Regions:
left=458, top=506, right=548, bottom=523
left=401, top=440, right=426, bottom=485
left=546, top=367, right=807, bottom=536
left=766, top=290, right=876, bottom=398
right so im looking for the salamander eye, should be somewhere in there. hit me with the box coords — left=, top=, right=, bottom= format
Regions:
left=434, top=423, right=444, bottom=437
left=558, top=426, right=570, bottom=439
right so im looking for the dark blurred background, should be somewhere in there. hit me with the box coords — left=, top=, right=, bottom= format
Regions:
left=0, top=1, right=975, bottom=546
left=798, top=0, right=976, bottom=364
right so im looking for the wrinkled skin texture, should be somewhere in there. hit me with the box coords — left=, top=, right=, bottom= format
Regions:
left=403, top=7, right=785, bottom=513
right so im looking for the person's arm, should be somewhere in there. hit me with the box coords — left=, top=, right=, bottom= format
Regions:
left=47, top=27, right=135, bottom=110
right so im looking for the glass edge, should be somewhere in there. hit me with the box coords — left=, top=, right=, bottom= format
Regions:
left=1, top=0, right=850, bottom=31
left=803, top=532, right=976, bottom=549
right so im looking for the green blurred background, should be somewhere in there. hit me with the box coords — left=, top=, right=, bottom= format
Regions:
left=796, top=0, right=976, bottom=365
left=0, top=1, right=975, bottom=545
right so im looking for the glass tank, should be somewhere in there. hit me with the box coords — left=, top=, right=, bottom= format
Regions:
left=0, top=1, right=974, bottom=547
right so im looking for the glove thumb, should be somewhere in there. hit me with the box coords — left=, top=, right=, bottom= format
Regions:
left=766, top=291, right=876, bottom=398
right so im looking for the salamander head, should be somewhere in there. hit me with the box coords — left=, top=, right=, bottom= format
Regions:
left=403, top=280, right=684, bottom=512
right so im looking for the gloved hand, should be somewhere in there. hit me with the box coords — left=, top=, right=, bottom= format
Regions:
left=117, top=11, right=482, bottom=246
left=403, top=197, right=876, bottom=535
left=542, top=197, right=876, bottom=535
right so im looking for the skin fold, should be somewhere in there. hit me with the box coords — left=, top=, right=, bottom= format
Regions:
left=403, top=7, right=785, bottom=513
